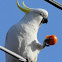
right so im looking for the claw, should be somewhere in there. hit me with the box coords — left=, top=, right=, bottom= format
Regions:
left=43, top=38, right=50, bottom=47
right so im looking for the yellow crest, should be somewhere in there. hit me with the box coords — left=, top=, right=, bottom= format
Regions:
left=17, top=0, right=31, bottom=13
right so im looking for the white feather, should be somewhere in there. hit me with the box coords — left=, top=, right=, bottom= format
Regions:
left=5, top=9, right=48, bottom=62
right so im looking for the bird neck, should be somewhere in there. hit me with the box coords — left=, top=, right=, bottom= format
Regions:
left=20, top=12, right=42, bottom=29
left=17, top=12, right=43, bottom=37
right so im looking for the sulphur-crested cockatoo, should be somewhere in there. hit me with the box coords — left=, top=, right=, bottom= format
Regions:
left=5, top=0, right=48, bottom=62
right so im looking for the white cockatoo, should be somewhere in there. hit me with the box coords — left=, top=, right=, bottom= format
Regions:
left=5, top=0, right=48, bottom=62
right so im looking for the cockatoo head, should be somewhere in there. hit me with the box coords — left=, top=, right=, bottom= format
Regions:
left=17, top=0, right=48, bottom=25
left=30, top=9, right=48, bottom=24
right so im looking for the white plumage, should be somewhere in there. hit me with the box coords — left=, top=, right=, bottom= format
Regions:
left=5, top=0, right=48, bottom=62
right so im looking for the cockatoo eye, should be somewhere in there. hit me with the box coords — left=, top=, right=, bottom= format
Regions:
left=40, top=13, right=47, bottom=18
left=40, top=13, right=43, bottom=16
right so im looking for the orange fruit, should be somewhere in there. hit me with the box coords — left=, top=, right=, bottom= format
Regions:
left=46, top=35, right=57, bottom=45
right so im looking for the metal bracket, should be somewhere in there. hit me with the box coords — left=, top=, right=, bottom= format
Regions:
left=45, top=0, right=62, bottom=10
left=0, top=46, right=26, bottom=62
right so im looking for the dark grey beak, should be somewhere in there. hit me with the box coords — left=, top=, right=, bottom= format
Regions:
left=41, top=18, right=48, bottom=24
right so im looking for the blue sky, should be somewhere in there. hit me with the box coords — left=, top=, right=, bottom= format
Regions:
left=0, top=0, right=62, bottom=62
